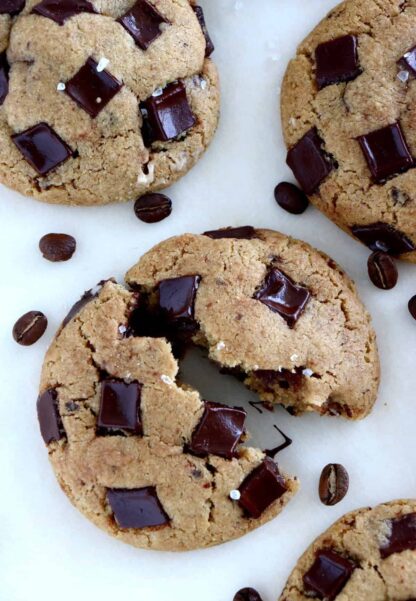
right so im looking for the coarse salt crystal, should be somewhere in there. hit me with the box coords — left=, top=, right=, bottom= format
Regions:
left=96, top=57, right=110, bottom=72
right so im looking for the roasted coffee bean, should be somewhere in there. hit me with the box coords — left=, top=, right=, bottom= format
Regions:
left=274, top=182, right=309, bottom=214
left=39, top=233, right=76, bottom=262
left=233, top=588, right=264, bottom=601
left=134, top=193, right=172, bottom=223
left=367, top=252, right=398, bottom=290
left=13, top=310, right=47, bottom=346
left=409, top=295, right=416, bottom=320
left=319, top=463, right=349, bottom=506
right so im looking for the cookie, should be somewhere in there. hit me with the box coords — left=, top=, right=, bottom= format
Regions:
left=278, top=500, right=416, bottom=600
left=38, top=279, right=298, bottom=552
left=0, top=0, right=219, bottom=205
left=281, top=0, right=416, bottom=262
left=125, top=228, right=380, bottom=419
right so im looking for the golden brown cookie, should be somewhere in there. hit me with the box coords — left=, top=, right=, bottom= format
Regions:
left=0, top=0, right=219, bottom=205
left=281, top=0, right=416, bottom=262
left=278, top=500, right=416, bottom=600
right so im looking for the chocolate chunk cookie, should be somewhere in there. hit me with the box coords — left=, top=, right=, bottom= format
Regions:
left=281, top=0, right=416, bottom=262
left=126, top=228, right=380, bottom=419
left=278, top=500, right=416, bottom=600
left=38, top=279, right=298, bottom=551
left=0, top=0, right=219, bottom=205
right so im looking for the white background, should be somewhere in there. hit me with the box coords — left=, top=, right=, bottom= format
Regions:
left=1, top=1, right=416, bottom=600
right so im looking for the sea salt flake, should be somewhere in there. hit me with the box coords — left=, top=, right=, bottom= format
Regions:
left=161, top=374, right=173, bottom=385
left=229, top=489, right=241, bottom=501
left=96, top=57, right=110, bottom=72
left=397, top=70, right=409, bottom=83
left=302, top=368, right=314, bottom=377
left=216, top=341, right=226, bottom=351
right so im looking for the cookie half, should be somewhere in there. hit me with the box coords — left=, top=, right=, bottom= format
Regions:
left=281, top=0, right=416, bottom=262
left=38, top=279, right=298, bottom=551
left=279, top=500, right=416, bottom=600
left=126, top=228, right=380, bottom=419
left=0, top=0, right=219, bottom=205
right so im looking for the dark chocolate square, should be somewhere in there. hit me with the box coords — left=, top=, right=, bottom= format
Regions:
left=254, top=267, right=311, bottom=328
left=12, top=122, right=74, bottom=176
left=352, top=222, right=415, bottom=255
left=203, top=226, right=256, bottom=240
left=65, top=57, right=123, bottom=118
left=32, top=0, right=96, bottom=25
left=303, top=550, right=355, bottom=601
left=158, top=274, right=201, bottom=324
left=98, top=379, right=143, bottom=434
left=238, top=457, right=287, bottom=519
left=0, top=52, right=9, bottom=106
left=107, top=487, right=170, bottom=529
left=315, top=35, right=361, bottom=90
left=0, top=0, right=25, bottom=15
left=357, top=122, right=414, bottom=182
left=286, top=128, right=334, bottom=195
left=398, top=45, right=416, bottom=76
left=192, top=5, right=214, bottom=57
left=188, top=401, right=246, bottom=459
left=117, top=0, right=170, bottom=50
left=380, top=513, right=416, bottom=558
left=37, top=388, right=64, bottom=444
left=141, top=81, right=196, bottom=144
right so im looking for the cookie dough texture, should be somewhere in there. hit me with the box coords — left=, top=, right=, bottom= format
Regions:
left=0, top=0, right=219, bottom=205
left=279, top=500, right=416, bottom=600
left=126, top=229, right=380, bottom=419
left=40, top=279, right=298, bottom=552
left=281, top=0, right=416, bottom=261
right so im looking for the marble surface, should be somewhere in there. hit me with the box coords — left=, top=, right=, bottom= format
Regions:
left=1, top=1, right=416, bottom=600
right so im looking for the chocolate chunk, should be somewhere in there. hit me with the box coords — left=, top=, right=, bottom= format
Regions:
left=62, top=289, right=95, bottom=327
left=254, top=267, right=311, bottom=328
left=39, top=233, right=76, bottom=262
left=380, top=513, right=416, bottom=558
left=0, top=52, right=9, bottom=106
left=358, top=122, right=414, bottom=182
left=13, top=310, right=47, bottom=345
left=12, top=123, right=74, bottom=176
left=286, top=128, right=334, bottom=195
left=158, top=274, right=201, bottom=326
left=274, top=182, right=309, bottom=215
left=265, top=425, right=293, bottom=458
left=117, top=0, right=170, bottom=50
left=238, top=457, right=287, bottom=519
left=352, top=222, right=415, bottom=255
left=398, top=45, right=416, bottom=76
left=98, top=379, right=143, bottom=434
left=319, top=464, right=349, bottom=506
left=192, top=6, right=214, bottom=57
left=303, top=550, right=355, bottom=600
left=409, top=295, right=416, bottom=320
left=203, top=226, right=257, bottom=239
left=253, top=368, right=304, bottom=392
left=233, top=588, right=263, bottom=601
left=134, top=192, right=172, bottom=223
left=107, top=487, right=170, bottom=529
left=65, top=57, right=123, bottom=118
left=188, top=401, right=246, bottom=459
left=141, top=81, right=196, bottom=144
left=315, top=35, right=361, bottom=90
left=37, top=388, right=64, bottom=444
left=367, top=252, right=398, bottom=290
left=32, top=0, right=96, bottom=25
left=0, top=0, right=25, bottom=15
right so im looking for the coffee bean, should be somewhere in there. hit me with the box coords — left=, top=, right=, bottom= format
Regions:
left=39, top=233, right=76, bottom=262
left=408, top=295, right=416, bottom=320
left=234, top=588, right=263, bottom=601
left=319, top=463, right=349, bottom=506
left=13, top=310, right=47, bottom=346
left=274, top=182, right=309, bottom=215
left=367, top=252, right=398, bottom=290
left=134, top=193, right=172, bottom=223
